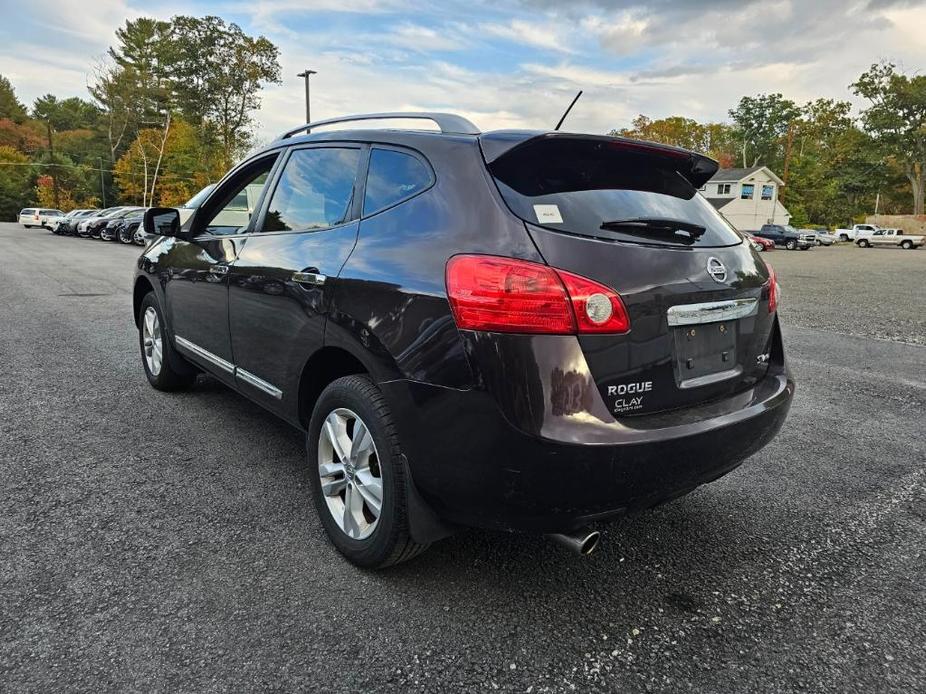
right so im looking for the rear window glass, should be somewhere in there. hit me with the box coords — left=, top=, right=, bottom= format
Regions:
left=363, top=148, right=432, bottom=216
left=489, top=139, right=742, bottom=248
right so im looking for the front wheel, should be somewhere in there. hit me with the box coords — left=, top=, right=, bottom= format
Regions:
left=307, top=375, right=429, bottom=568
left=138, top=293, right=196, bottom=391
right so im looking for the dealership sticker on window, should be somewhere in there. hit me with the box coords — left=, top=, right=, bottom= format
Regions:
left=533, top=204, right=563, bottom=224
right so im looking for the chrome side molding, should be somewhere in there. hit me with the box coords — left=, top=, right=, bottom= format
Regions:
left=175, top=336, right=235, bottom=374
left=666, top=298, right=758, bottom=327
left=174, top=335, right=282, bottom=399
left=236, top=367, right=283, bottom=399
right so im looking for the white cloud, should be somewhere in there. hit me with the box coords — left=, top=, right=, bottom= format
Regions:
left=480, top=19, right=576, bottom=53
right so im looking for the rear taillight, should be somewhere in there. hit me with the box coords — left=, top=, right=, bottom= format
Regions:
left=445, top=255, right=630, bottom=334
left=766, top=264, right=779, bottom=313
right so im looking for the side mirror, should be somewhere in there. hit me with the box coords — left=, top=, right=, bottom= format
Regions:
left=144, top=207, right=181, bottom=237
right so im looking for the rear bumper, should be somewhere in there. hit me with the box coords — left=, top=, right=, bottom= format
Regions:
left=381, top=347, right=793, bottom=533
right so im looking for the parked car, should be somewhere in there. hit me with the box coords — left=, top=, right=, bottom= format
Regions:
left=38, top=209, right=66, bottom=229
left=124, top=212, right=147, bottom=244
left=856, top=228, right=924, bottom=249
left=746, top=233, right=775, bottom=252
left=107, top=209, right=147, bottom=244
left=77, top=207, right=129, bottom=237
left=834, top=223, right=878, bottom=242
left=754, top=224, right=815, bottom=250
left=18, top=208, right=38, bottom=227
left=134, top=112, right=793, bottom=568
left=803, top=228, right=836, bottom=246
left=18, top=208, right=63, bottom=228
left=53, top=209, right=97, bottom=235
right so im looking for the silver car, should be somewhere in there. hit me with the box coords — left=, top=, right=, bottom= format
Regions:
left=804, top=229, right=836, bottom=246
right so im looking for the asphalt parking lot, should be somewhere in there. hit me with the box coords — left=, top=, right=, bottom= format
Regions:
left=1, top=223, right=924, bottom=693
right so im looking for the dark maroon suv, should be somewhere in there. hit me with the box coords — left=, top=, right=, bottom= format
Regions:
left=134, top=112, right=793, bottom=567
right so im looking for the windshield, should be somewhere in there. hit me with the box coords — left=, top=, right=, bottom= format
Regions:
left=183, top=184, right=216, bottom=209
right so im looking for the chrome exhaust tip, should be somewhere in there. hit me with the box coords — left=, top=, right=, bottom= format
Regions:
left=546, top=528, right=601, bottom=556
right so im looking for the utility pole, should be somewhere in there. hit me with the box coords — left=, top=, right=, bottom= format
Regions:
left=99, top=157, right=106, bottom=207
left=297, top=69, right=317, bottom=125
left=45, top=121, right=60, bottom=209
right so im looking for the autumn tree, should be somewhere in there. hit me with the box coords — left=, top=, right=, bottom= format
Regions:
left=852, top=62, right=926, bottom=215
left=614, top=115, right=737, bottom=164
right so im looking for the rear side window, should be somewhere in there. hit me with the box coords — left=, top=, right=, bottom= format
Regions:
left=21, top=209, right=35, bottom=215
left=489, top=138, right=742, bottom=248
left=263, top=147, right=360, bottom=232
left=363, top=148, right=432, bottom=216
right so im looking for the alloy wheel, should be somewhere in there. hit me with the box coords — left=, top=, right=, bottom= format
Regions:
left=317, top=408, right=383, bottom=540
left=142, top=306, right=163, bottom=376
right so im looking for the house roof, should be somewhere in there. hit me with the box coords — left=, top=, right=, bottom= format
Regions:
left=708, top=165, right=785, bottom=186
left=704, top=197, right=732, bottom=210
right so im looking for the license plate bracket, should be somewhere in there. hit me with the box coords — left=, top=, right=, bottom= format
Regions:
left=672, top=322, right=739, bottom=388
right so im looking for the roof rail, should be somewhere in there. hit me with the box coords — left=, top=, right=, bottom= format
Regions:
left=279, top=112, right=481, bottom=139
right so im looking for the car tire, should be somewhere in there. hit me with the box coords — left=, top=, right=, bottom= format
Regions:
left=138, top=292, right=196, bottom=391
left=119, top=229, right=133, bottom=244
left=901, top=240, right=913, bottom=250
left=858, top=240, right=870, bottom=248
left=307, top=375, right=429, bottom=569
left=786, top=240, right=797, bottom=250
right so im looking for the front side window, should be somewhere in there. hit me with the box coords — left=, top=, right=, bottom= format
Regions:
left=198, top=156, right=277, bottom=236
left=741, top=184, right=755, bottom=199
left=263, top=147, right=360, bottom=232
left=762, top=185, right=774, bottom=200
left=363, top=148, right=432, bottom=216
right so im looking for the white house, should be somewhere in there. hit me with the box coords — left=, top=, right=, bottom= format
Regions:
left=700, top=166, right=791, bottom=231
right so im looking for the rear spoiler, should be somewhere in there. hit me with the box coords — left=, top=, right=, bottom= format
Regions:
left=479, top=131, right=719, bottom=189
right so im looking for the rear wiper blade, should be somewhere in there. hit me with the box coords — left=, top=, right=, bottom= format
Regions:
left=600, top=218, right=707, bottom=237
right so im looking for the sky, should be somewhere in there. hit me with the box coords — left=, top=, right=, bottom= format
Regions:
left=1, top=0, right=925, bottom=141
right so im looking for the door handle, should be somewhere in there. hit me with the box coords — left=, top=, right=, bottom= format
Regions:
left=210, top=264, right=229, bottom=275
left=292, top=271, right=326, bottom=286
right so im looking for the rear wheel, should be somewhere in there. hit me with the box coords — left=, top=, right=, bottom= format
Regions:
left=138, top=293, right=196, bottom=391
left=901, top=240, right=913, bottom=250
left=858, top=239, right=870, bottom=248
left=307, top=375, right=428, bottom=568
left=786, top=240, right=797, bottom=250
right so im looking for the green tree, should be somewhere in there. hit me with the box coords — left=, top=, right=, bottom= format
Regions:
left=852, top=62, right=926, bottom=215
left=0, top=145, right=33, bottom=217
left=0, top=75, right=28, bottom=123
left=166, top=15, right=281, bottom=168
left=728, top=94, right=801, bottom=170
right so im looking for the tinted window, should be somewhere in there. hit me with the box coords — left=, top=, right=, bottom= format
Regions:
left=21, top=209, right=35, bottom=215
left=263, top=148, right=359, bottom=232
left=363, top=148, right=432, bottom=215
left=199, top=156, right=277, bottom=236
left=490, top=139, right=742, bottom=248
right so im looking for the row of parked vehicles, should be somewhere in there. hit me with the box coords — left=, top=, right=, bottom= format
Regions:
left=19, top=206, right=149, bottom=244
left=17, top=189, right=217, bottom=245
left=743, top=223, right=923, bottom=252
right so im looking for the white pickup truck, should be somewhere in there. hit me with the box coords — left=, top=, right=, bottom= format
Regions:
left=856, top=228, right=924, bottom=250
left=835, top=223, right=879, bottom=241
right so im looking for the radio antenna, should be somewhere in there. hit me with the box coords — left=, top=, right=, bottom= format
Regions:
left=554, top=90, right=583, bottom=131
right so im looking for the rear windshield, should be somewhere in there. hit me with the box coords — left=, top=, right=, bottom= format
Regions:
left=489, top=139, right=742, bottom=248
